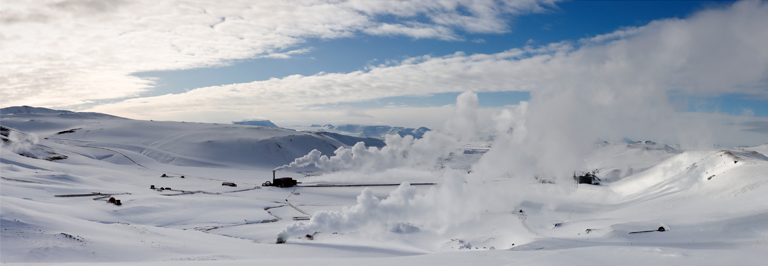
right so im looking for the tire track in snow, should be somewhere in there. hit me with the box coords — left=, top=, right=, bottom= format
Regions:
left=194, top=204, right=286, bottom=232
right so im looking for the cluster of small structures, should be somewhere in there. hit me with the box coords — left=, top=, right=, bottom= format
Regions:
left=54, top=192, right=127, bottom=206
left=154, top=174, right=184, bottom=191
left=150, top=185, right=172, bottom=191
left=107, top=197, right=122, bottom=206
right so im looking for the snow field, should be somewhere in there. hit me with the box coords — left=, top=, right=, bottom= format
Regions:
left=3, top=105, right=768, bottom=265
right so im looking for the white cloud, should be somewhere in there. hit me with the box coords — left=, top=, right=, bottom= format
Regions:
left=263, top=48, right=313, bottom=59
left=343, top=106, right=374, bottom=118
left=90, top=1, right=768, bottom=125
left=0, top=0, right=558, bottom=107
left=362, top=23, right=459, bottom=40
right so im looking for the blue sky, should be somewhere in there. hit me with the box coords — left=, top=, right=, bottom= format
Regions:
left=126, top=0, right=766, bottom=117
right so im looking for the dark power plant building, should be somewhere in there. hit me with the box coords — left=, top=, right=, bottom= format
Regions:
left=263, top=170, right=298, bottom=188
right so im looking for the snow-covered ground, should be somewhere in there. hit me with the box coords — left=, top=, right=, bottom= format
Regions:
left=2, top=106, right=768, bottom=265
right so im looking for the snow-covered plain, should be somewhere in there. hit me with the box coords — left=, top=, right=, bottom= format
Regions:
left=2, top=105, right=768, bottom=265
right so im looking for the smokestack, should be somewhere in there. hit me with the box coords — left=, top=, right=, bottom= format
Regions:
left=273, top=170, right=276, bottom=183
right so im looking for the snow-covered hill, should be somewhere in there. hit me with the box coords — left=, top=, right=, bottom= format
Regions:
left=232, top=120, right=278, bottom=128
left=1, top=106, right=355, bottom=168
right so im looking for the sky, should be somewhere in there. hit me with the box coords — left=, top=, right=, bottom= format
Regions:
left=2, top=0, right=768, bottom=136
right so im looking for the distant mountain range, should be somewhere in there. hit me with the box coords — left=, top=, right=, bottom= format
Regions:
left=308, top=124, right=430, bottom=139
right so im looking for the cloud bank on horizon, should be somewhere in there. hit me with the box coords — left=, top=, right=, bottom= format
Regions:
left=2, top=0, right=768, bottom=135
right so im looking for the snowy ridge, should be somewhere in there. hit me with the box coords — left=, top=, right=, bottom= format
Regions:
left=1, top=105, right=74, bottom=114
left=611, top=148, right=768, bottom=199
left=1, top=107, right=349, bottom=168
left=232, top=120, right=278, bottom=128
left=1, top=105, right=124, bottom=120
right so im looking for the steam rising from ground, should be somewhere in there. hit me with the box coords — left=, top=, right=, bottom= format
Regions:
left=275, top=91, right=501, bottom=242
left=276, top=91, right=549, bottom=242
left=276, top=91, right=487, bottom=173
left=5, top=131, right=39, bottom=155
left=275, top=83, right=716, bottom=241
left=443, top=91, right=481, bottom=142
left=278, top=170, right=482, bottom=241
left=277, top=85, right=731, bottom=242
left=276, top=131, right=459, bottom=173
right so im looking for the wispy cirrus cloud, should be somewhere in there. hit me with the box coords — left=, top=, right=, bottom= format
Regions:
left=0, top=0, right=559, bottom=107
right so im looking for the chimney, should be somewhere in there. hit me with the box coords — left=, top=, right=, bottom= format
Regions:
left=273, top=170, right=276, bottom=183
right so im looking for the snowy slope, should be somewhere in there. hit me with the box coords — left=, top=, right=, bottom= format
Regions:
left=583, top=140, right=681, bottom=183
left=232, top=120, right=278, bottom=128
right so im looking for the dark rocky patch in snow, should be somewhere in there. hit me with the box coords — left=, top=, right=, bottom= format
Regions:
left=56, top=128, right=81, bottom=135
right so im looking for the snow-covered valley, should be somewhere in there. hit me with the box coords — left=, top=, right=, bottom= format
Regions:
left=2, top=106, right=768, bottom=265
